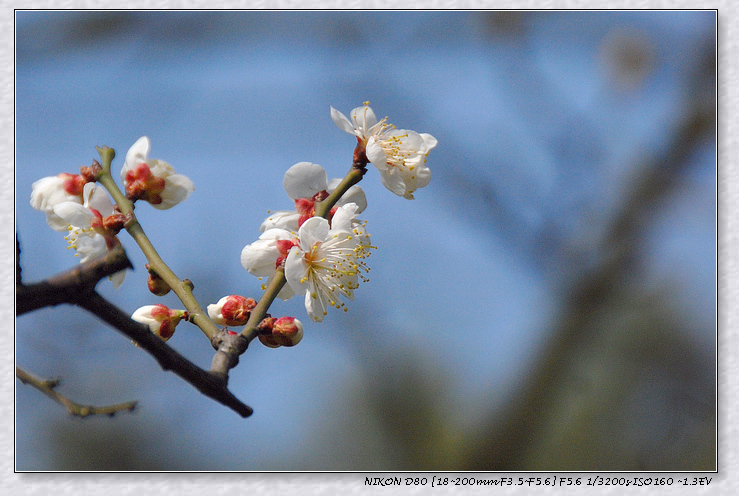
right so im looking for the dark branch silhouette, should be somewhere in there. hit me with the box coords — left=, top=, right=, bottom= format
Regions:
left=16, top=241, right=253, bottom=418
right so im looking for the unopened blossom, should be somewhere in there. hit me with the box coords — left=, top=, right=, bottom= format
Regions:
left=131, top=304, right=187, bottom=342
left=121, top=136, right=194, bottom=209
left=207, top=295, right=257, bottom=326
left=284, top=207, right=372, bottom=322
left=53, top=182, right=127, bottom=287
left=30, top=173, right=87, bottom=231
left=147, top=269, right=171, bottom=296
left=331, top=103, right=437, bottom=199
left=260, top=162, right=367, bottom=232
left=258, top=317, right=304, bottom=348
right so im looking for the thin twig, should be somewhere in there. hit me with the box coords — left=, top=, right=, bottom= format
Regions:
left=16, top=366, right=138, bottom=418
left=76, top=292, right=253, bottom=417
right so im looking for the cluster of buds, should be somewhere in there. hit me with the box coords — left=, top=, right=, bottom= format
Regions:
left=208, top=295, right=302, bottom=349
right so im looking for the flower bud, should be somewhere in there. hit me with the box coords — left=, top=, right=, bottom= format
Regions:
left=273, top=317, right=304, bottom=346
left=258, top=316, right=303, bottom=348
left=207, top=295, right=257, bottom=326
left=131, top=304, right=187, bottom=342
left=147, top=271, right=171, bottom=296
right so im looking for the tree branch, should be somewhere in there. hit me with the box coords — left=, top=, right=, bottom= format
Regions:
left=16, top=244, right=132, bottom=315
left=76, top=292, right=253, bottom=417
left=16, top=366, right=138, bottom=418
left=16, top=242, right=253, bottom=417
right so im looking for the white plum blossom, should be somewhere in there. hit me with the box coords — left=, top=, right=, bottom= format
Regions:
left=331, top=103, right=437, bottom=199
left=330, top=103, right=386, bottom=143
left=283, top=205, right=372, bottom=322
left=121, top=136, right=194, bottom=209
left=53, top=182, right=127, bottom=288
left=260, top=162, right=367, bottom=232
left=240, top=229, right=299, bottom=300
left=30, top=173, right=86, bottom=231
left=366, top=129, right=437, bottom=199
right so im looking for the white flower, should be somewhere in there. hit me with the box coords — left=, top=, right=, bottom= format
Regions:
left=30, top=174, right=85, bottom=231
left=330, top=103, right=387, bottom=143
left=284, top=206, right=371, bottom=322
left=121, top=136, right=194, bottom=209
left=366, top=129, right=437, bottom=199
left=240, top=229, right=298, bottom=300
left=260, top=162, right=367, bottom=232
left=53, top=182, right=126, bottom=287
left=331, top=103, right=437, bottom=199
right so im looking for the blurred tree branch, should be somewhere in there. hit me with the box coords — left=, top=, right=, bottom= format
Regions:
left=16, top=366, right=138, bottom=418
left=16, top=238, right=253, bottom=418
left=464, top=42, right=715, bottom=470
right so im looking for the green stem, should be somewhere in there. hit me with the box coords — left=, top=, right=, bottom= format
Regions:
left=95, top=146, right=220, bottom=341
left=240, top=268, right=286, bottom=343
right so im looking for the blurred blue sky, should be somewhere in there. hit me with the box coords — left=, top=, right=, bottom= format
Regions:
left=15, top=10, right=715, bottom=470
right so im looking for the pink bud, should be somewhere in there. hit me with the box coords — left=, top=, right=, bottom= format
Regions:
left=207, top=295, right=257, bottom=326
left=257, top=317, right=304, bottom=348
left=147, top=271, right=171, bottom=296
left=131, top=304, right=187, bottom=342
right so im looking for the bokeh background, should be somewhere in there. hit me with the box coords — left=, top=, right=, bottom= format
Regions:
left=15, top=10, right=716, bottom=471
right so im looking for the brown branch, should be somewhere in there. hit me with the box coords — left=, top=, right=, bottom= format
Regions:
left=16, top=244, right=132, bottom=315
left=16, top=243, right=253, bottom=417
left=75, top=292, right=253, bottom=417
left=16, top=366, right=138, bottom=418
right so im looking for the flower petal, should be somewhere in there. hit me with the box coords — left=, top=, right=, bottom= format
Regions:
left=330, top=106, right=356, bottom=135
left=86, top=184, right=116, bottom=216
left=297, top=216, right=330, bottom=252
left=122, top=136, right=151, bottom=181
left=284, top=246, right=309, bottom=296
left=241, top=239, right=282, bottom=277
left=53, top=202, right=93, bottom=228
left=365, top=137, right=388, bottom=169
left=379, top=169, right=408, bottom=198
left=75, top=234, right=108, bottom=263
left=328, top=178, right=367, bottom=213
left=109, top=269, right=126, bottom=289
left=260, top=210, right=300, bottom=232
left=349, top=105, right=378, bottom=137
left=330, top=203, right=359, bottom=232
left=283, top=162, right=328, bottom=200
left=153, top=174, right=195, bottom=210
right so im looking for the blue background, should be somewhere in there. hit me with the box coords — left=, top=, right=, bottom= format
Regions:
left=15, top=10, right=716, bottom=470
